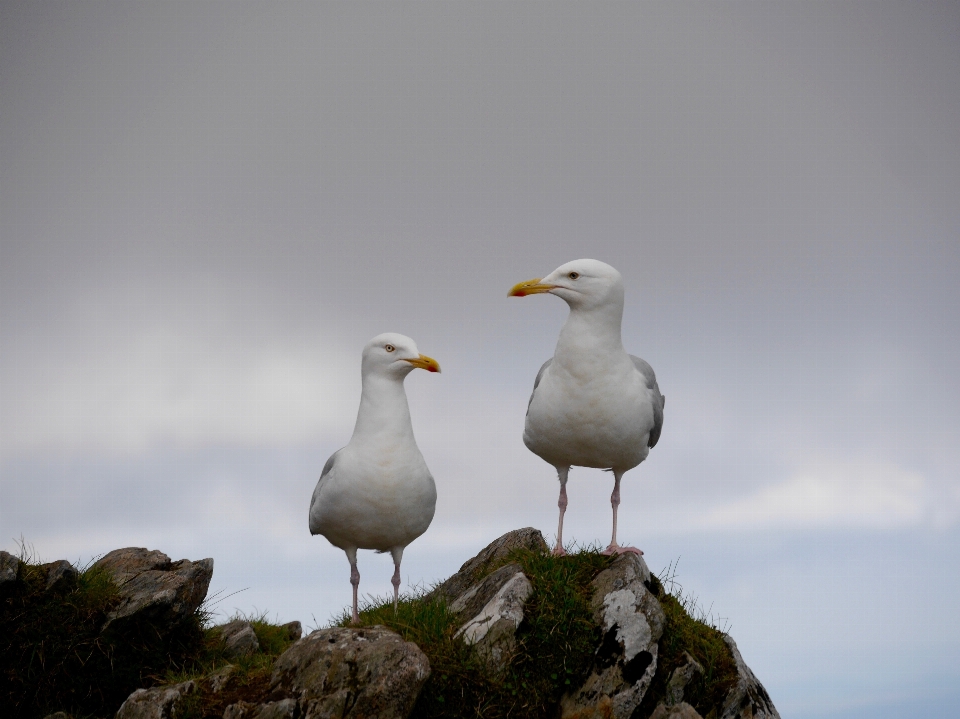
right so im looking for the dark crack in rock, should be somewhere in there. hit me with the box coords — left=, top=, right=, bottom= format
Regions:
left=561, top=553, right=665, bottom=719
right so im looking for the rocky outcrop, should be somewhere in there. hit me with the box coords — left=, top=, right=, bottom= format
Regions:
left=431, top=530, right=779, bottom=719
left=100, top=529, right=777, bottom=719
left=562, top=552, right=665, bottom=719
left=2, top=545, right=215, bottom=719
left=265, top=625, right=431, bottom=718
left=92, top=548, right=213, bottom=634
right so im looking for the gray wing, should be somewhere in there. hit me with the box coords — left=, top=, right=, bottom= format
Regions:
left=314, top=448, right=343, bottom=496
left=631, top=355, right=665, bottom=448
left=526, top=358, right=553, bottom=415
left=310, top=448, right=344, bottom=534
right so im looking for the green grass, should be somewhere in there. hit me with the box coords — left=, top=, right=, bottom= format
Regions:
left=0, top=545, right=204, bottom=719
left=163, top=611, right=301, bottom=719
left=636, top=560, right=739, bottom=718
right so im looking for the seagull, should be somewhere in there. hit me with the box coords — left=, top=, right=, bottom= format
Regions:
left=309, top=332, right=440, bottom=624
left=509, top=259, right=664, bottom=557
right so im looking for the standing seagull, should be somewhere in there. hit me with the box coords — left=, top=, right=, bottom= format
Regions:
left=309, top=333, right=440, bottom=624
left=509, top=259, right=664, bottom=556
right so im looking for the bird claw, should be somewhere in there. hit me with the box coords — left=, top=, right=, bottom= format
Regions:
left=602, top=544, right=643, bottom=556
left=552, top=545, right=568, bottom=557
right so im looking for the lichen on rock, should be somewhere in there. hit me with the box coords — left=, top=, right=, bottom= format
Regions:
left=269, top=625, right=431, bottom=718
left=561, top=552, right=665, bottom=719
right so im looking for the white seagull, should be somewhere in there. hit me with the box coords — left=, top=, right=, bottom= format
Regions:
left=309, top=332, right=440, bottom=624
left=509, top=259, right=664, bottom=557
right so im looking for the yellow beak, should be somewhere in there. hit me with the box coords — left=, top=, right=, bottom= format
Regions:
left=508, top=278, right=555, bottom=297
left=404, top=354, right=441, bottom=373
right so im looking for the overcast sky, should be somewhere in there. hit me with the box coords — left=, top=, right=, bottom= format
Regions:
left=2, top=3, right=959, bottom=717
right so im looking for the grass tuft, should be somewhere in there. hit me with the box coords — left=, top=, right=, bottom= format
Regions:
left=158, top=609, right=303, bottom=719
left=636, top=559, right=739, bottom=718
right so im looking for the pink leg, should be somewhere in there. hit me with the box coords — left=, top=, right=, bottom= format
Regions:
left=390, top=547, right=404, bottom=613
left=554, top=466, right=570, bottom=556
left=346, top=548, right=361, bottom=624
left=391, top=565, right=401, bottom=612
left=602, top=471, right=642, bottom=556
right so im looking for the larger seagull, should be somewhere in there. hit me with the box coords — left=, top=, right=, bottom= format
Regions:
left=509, top=259, right=664, bottom=556
left=309, top=333, right=440, bottom=624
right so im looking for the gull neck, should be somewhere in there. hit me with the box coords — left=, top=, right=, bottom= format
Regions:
left=351, top=372, right=415, bottom=442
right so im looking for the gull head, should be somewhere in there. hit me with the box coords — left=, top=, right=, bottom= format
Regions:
left=508, top=258, right=624, bottom=311
left=362, top=332, right=441, bottom=378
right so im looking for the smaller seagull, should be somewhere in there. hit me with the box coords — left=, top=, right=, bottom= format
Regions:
left=509, top=259, right=665, bottom=557
left=309, top=333, right=440, bottom=624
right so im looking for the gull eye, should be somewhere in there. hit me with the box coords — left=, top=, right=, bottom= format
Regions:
left=568, top=271, right=580, bottom=280
left=385, top=344, right=395, bottom=353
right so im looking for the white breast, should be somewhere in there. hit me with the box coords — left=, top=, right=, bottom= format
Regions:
left=310, top=442, right=437, bottom=552
left=523, top=356, right=656, bottom=471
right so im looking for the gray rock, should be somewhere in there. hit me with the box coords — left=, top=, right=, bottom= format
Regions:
left=92, top=548, right=213, bottom=634
left=430, top=527, right=547, bottom=603
left=280, top=620, right=303, bottom=641
left=115, top=680, right=197, bottom=719
left=720, top=636, right=781, bottom=719
left=94, top=548, right=172, bottom=583
left=561, top=553, right=665, bottom=719
left=0, top=550, right=20, bottom=588
left=222, top=702, right=258, bottom=719
left=217, top=619, right=260, bottom=657
left=204, top=663, right=237, bottom=693
left=650, top=702, right=704, bottom=719
left=254, top=699, right=298, bottom=719
left=270, top=625, right=430, bottom=718
left=455, top=570, right=533, bottom=670
left=223, top=700, right=297, bottom=719
left=666, top=652, right=704, bottom=706
left=449, top=562, right=524, bottom=620
left=43, top=560, right=79, bottom=593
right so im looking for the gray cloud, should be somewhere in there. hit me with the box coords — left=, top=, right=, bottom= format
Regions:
left=2, top=3, right=959, bottom=716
